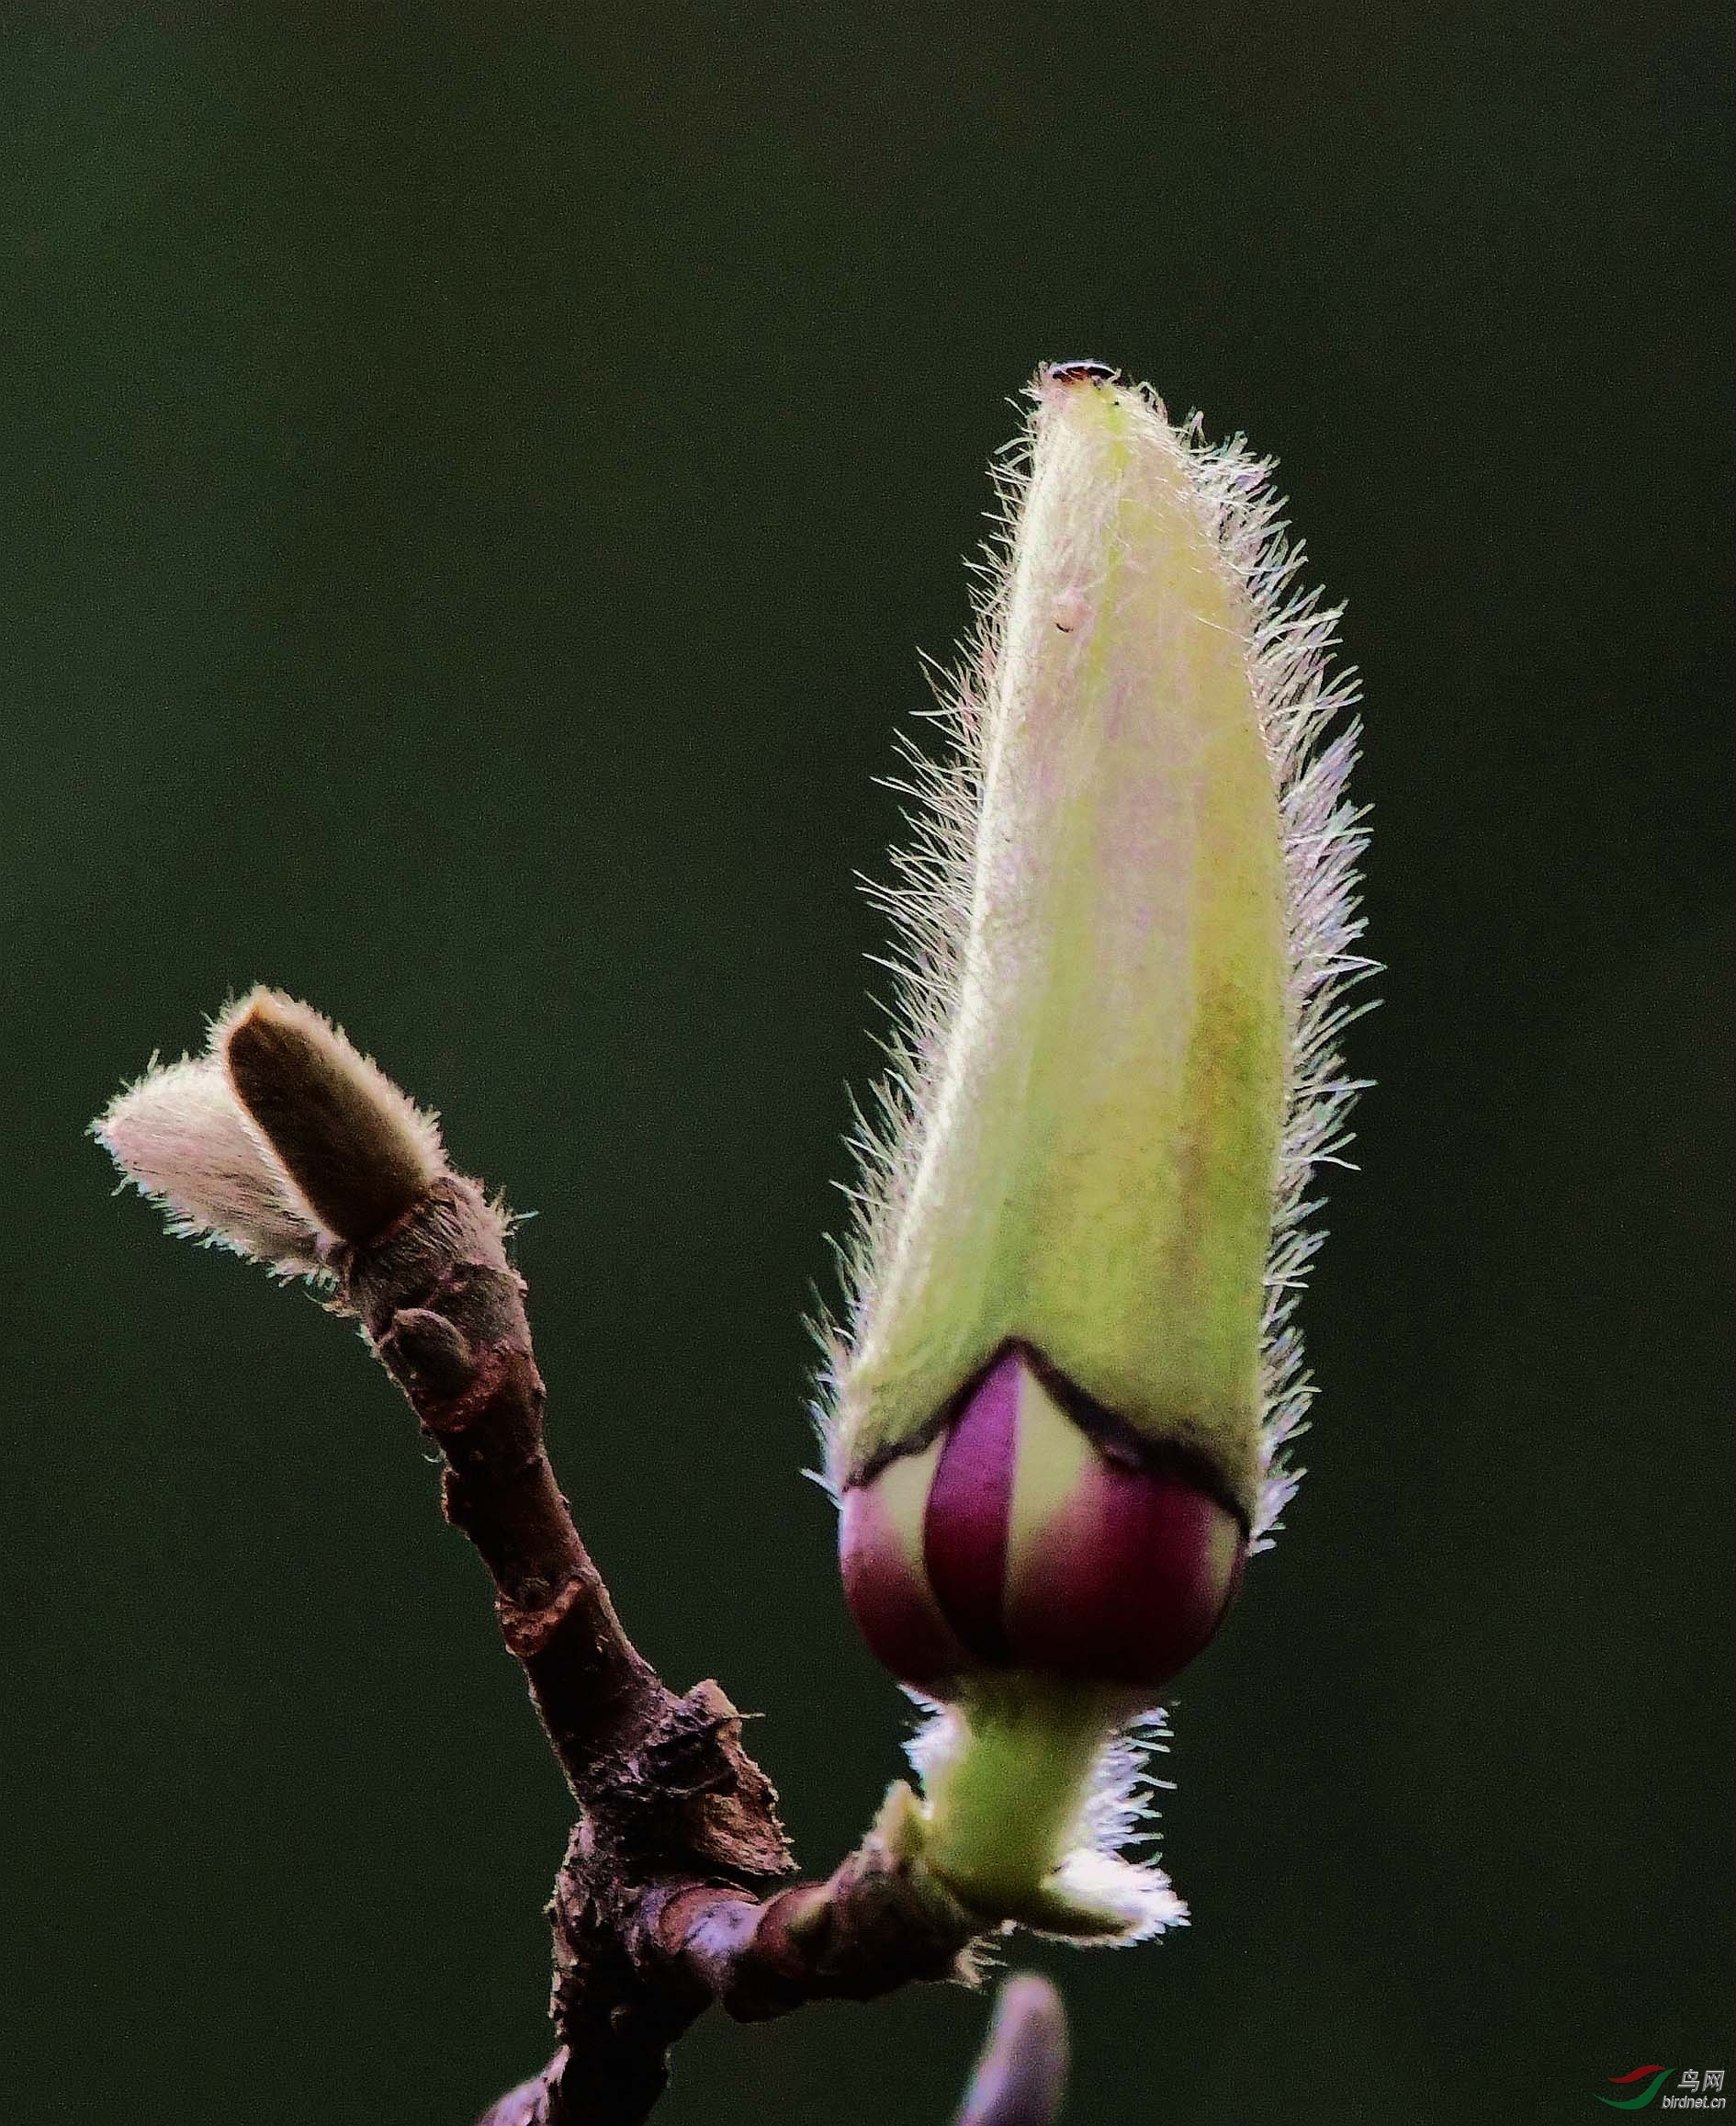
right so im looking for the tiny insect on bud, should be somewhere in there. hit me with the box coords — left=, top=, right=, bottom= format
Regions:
left=1042, top=358, right=1119, bottom=386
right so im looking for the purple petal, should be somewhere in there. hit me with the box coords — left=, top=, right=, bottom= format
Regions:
left=1004, top=1454, right=1245, bottom=1690
left=840, top=1471, right=970, bottom=1689
left=922, top=1347, right=1023, bottom=1664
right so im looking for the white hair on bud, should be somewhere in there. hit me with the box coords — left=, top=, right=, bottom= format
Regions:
left=1042, top=1849, right=1187, bottom=1944
left=904, top=1698, right=1188, bottom=1945
left=1045, top=1708, right=1189, bottom=1942
left=820, top=372, right=1372, bottom=1923
left=1188, top=428, right=1376, bottom=1547
left=816, top=372, right=1372, bottom=1545
left=94, top=1054, right=328, bottom=1275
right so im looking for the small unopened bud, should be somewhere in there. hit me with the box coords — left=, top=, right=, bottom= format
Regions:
left=953, top=1974, right=1069, bottom=2126
left=96, top=989, right=447, bottom=1273
left=218, top=989, right=444, bottom=1244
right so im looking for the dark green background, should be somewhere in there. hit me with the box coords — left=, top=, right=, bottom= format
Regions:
left=2, top=6, right=1729, bottom=2122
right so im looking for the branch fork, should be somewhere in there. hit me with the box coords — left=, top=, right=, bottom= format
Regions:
left=344, top=1172, right=986, bottom=2121
left=95, top=989, right=991, bottom=2123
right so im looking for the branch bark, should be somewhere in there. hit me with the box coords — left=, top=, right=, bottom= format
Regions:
left=334, top=1175, right=981, bottom=2125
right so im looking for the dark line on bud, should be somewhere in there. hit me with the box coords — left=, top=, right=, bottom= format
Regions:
left=851, top=1337, right=1250, bottom=1533
left=1042, top=359, right=1118, bottom=387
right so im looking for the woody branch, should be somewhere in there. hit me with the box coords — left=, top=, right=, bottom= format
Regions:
left=103, top=989, right=982, bottom=2126
left=338, top=1164, right=979, bottom=2125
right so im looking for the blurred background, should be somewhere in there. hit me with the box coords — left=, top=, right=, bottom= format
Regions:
left=1, top=6, right=1729, bottom=2122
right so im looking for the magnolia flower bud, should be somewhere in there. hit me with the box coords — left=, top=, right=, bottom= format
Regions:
left=95, top=987, right=446, bottom=1274
left=217, top=989, right=445, bottom=1244
left=822, top=365, right=1370, bottom=1939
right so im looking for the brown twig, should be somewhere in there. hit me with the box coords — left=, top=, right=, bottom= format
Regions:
left=334, top=1174, right=979, bottom=2125
left=99, top=991, right=988, bottom=2123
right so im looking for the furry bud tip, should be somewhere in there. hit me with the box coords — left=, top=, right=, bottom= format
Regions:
left=219, top=989, right=445, bottom=1245
left=95, top=989, right=447, bottom=1273
left=96, top=1055, right=326, bottom=1272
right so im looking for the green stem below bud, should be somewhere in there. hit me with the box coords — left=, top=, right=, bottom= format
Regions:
left=921, top=1676, right=1123, bottom=1930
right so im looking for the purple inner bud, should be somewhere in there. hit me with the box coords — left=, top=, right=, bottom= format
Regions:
left=921, top=1347, right=1022, bottom=1664
left=839, top=1466, right=970, bottom=1689
left=840, top=1344, right=1248, bottom=1699
left=1004, top=1453, right=1246, bottom=1690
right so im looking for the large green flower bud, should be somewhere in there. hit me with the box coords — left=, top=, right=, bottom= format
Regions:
left=824, top=364, right=1368, bottom=1939
left=840, top=364, right=1286, bottom=1516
